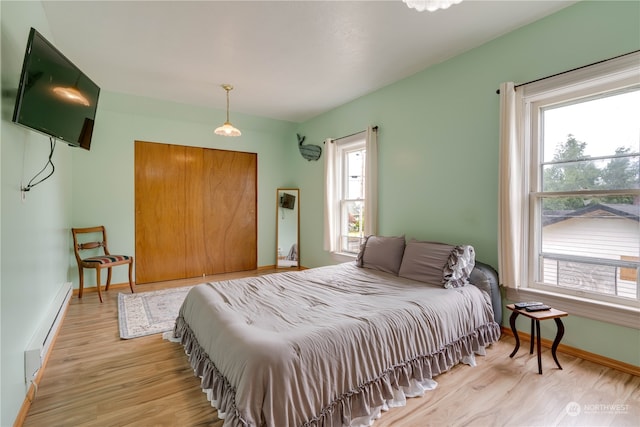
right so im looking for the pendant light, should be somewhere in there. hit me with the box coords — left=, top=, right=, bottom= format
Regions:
left=214, top=84, right=241, bottom=137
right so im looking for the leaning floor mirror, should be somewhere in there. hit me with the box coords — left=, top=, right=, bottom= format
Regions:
left=276, top=188, right=299, bottom=268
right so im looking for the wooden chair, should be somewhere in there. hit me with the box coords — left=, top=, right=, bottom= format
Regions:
left=72, top=226, right=134, bottom=303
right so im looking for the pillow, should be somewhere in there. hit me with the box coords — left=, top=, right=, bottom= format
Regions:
left=398, top=240, right=476, bottom=288
left=397, top=239, right=454, bottom=285
left=356, top=235, right=406, bottom=275
left=443, top=245, right=475, bottom=288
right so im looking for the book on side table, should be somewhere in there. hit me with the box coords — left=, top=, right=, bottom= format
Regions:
left=524, top=304, right=551, bottom=312
left=513, top=301, right=543, bottom=309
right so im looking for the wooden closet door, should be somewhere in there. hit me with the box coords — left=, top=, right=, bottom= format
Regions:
left=201, top=149, right=257, bottom=274
left=135, top=141, right=257, bottom=284
left=135, top=142, right=187, bottom=282
left=183, top=146, right=207, bottom=278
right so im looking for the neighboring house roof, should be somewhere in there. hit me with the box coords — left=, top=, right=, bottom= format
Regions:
left=543, top=203, right=640, bottom=226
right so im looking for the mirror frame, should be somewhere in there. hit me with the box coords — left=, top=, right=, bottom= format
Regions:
left=276, top=188, right=300, bottom=269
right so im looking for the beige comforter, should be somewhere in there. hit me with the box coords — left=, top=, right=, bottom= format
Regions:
left=173, top=262, right=500, bottom=427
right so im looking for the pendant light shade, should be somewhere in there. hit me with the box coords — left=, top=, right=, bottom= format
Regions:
left=215, top=84, right=241, bottom=137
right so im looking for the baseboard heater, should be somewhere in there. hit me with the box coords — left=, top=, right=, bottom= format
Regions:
left=24, top=282, right=73, bottom=386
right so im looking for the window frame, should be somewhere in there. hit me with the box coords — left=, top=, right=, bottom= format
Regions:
left=507, top=52, right=640, bottom=327
left=336, top=136, right=367, bottom=255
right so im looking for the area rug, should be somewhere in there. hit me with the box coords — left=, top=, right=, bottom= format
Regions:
left=118, top=286, right=192, bottom=339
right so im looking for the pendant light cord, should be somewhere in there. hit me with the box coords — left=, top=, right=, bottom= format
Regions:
left=226, top=88, right=230, bottom=122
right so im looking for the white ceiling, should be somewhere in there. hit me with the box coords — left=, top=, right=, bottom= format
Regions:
left=41, top=0, right=577, bottom=123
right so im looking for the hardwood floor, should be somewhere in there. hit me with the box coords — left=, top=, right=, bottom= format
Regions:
left=23, top=271, right=639, bottom=427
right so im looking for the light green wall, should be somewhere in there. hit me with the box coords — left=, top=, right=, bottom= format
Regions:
left=1, top=1, right=639, bottom=425
left=1, top=1, right=74, bottom=425
left=295, top=0, right=640, bottom=366
left=70, top=91, right=298, bottom=286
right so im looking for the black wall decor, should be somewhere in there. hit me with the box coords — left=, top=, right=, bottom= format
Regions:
left=297, top=133, right=322, bottom=161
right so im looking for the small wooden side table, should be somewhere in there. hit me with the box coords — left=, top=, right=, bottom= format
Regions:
left=507, top=304, right=568, bottom=374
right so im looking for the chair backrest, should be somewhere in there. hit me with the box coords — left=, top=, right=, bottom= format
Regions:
left=72, top=226, right=111, bottom=263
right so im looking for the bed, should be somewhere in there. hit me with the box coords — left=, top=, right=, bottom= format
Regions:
left=169, top=236, right=502, bottom=427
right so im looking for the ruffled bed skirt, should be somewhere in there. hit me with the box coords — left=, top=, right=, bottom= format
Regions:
left=165, top=317, right=501, bottom=427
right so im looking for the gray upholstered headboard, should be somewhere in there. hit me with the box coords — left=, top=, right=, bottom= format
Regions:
left=468, top=261, right=502, bottom=325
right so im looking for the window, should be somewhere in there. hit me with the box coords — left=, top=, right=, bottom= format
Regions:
left=499, top=52, right=640, bottom=324
left=338, top=138, right=366, bottom=253
left=522, top=54, right=640, bottom=312
left=324, top=127, right=378, bottom=255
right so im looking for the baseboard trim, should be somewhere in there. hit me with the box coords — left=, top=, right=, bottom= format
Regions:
left=14, top=294, right=72, bottom=427
left=14, top=383, right=35, bottom=427
left=72, top=282, right=132, bottom=296
left=500, top=326, right=640, bottom=376
left=263, top=264, right=308, bottom=271
left=73, top=267, right=309, bottom=293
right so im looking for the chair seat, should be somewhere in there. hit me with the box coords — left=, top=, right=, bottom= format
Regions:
left=82, top=255, right=132, bottom=264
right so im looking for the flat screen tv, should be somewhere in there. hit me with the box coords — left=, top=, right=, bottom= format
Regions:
left=12, top=28, right=100, bottom=150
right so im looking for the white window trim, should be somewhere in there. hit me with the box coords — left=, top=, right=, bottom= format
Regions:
left=510, top=52, right=640, bottom=328
left=527, top=84, right=640, bottom=309
left=336, top=136, right=366, bottom=255
left=323, top=126, right=378, bottom=260
left=332, top=251, right=358, bottom=260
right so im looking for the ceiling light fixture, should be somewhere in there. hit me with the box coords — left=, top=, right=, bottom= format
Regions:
left=403, top=0, right=463, bottom=12
left=214, top=84, right=241, bottom=137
